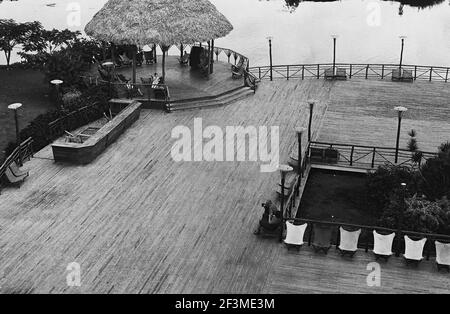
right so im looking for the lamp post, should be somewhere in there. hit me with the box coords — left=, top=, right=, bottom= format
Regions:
left=394, top=106, right=408, bottom=164
left=396, top=182, right=407, bottom=256
left=267, top=36, right=273, bottom=81
left=307, top=100, right=315, bottom=142
left=8, top=103, right=22, bottom=146
left=399, top=36, right=407, bottom=74
left=279, top=164, right=294, bottom=242
left=50, top=79, right=64, bottom=110
left=295, top=127, right=307, bottom=196
left=331, top=35, right=338, bottom=75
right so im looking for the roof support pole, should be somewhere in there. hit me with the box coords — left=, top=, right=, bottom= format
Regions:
left=132, top=45, right=137, bottom=84
left=210, top=39, right=214, bottom=74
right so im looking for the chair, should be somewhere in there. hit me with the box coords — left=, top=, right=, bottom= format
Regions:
left=144, top=50, right=154, bottom=64
left=178, top=53, right=190, bottom=65
left=403, top=69, right=414, bottom=82
left=312, top=224, right=333, bottom=254
left=232, top=57, right=248, bottom=79
left=435, top=241, right=450, bottom=272
left=324, top=68, right=334, bottom=80
left=338, top=227, right=361, bottom=257
left=118, top=54, right=133, bottom=67
left=403, top=236, right=426, bottom=266
left=9, top=161, right=29, bottom=178
left=373, top=231, right=395, bottom=261
left=4, top=165, right=28, bottom=186
left=284, top=222, right=307, bottom=251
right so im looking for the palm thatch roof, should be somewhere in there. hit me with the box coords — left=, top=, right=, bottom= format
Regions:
left=85, top=0, right=233, bottom=46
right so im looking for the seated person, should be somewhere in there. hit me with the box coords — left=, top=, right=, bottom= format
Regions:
left=254, top=200, right=282, bottom=235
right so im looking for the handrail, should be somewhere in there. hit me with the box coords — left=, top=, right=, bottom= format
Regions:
left=309, top=141, right=438, bottom=169
left=248, top=63, right=450, bottom=83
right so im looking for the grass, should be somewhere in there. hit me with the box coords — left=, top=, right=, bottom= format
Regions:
left=0, top=67, right=54, bottom=160
left=298, top=169, right=377, bottom=226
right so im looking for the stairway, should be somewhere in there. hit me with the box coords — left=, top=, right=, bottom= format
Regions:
left=166, top=86, right=254, bottom=112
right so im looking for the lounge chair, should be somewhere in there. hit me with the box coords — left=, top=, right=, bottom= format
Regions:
left=373, top=231, right=395, bottom=261
left=9, top=161, right=29, bottom=177
left=232, top=57, right=248, bottom=79
left=312, top=224, right=333, bottom=254
left=338, top=227, right=361, bottom=257
left=324, top=68, right=334, bottom=80
left=435, top=241, right=450, bottom=272
left=284, top=222, right=307, bottom=251
left=118, top=54, right=133, bottom=67
left=4, top=165, right=28, bottom=186
left=178, top=53, right=190, bottom=65
left=403, top=236, right=426, bottom=266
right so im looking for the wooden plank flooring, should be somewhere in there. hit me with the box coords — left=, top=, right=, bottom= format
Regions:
left=317, top=79, right=450, bottom=152
left=1, top=78, right=449, bottom=294
left=91, top=56, right=244, bottom=101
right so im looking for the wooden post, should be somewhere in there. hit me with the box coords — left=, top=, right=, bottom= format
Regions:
left=132, top=45, right=137, bottom=84
left=308, top=101, right=314, bottom=142
left=153, top=44, right=157, bottom=64
left=111, top=43, right=116, bottom=65
left=349, top=64, right=352, bottom=79
left=371, top=147, right=376, bottom=169
left=317, top=64, right=320, bottom=79
left=350, top=146, right=355, bottom=166
left=268, top=38, right=273, bottom=81
left=365, top=65, right=369, bottom=79
left=210, top=39, right=214, bottom=74
left=287, top=65, right=289, bottom=80
left=180, top=43, right=184, bottom=59
left=381, top=65, right=384, bottom=79
left=414, top=66, right=417, bottom=81
left=162, top=46, right=167, bottom=83
left=446, top=68, right=449, bottom=83
left=429, top=67, right=433, bottom=82
left=302, top=65, right=305, bottom=80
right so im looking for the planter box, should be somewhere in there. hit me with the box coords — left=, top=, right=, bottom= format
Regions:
left=51, top=99, right=142, bottom=164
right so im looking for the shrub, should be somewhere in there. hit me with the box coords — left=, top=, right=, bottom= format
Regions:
left=379, top=195, right=449, bottom=234
left=420, top=142, right=450, bottom=201
left=366, top=164, right=418, bottom=217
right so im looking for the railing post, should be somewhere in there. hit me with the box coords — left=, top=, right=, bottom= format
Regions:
left=259, top=67, right=261, bottom=80
left=381, top=65, right=384, bottom=79
left=365, top=65, right=369, bottom=79
left=349, top=64, right=352, bottom=79
left=302, top=65, right=305, bottom=80
left=317, top=64, right=320, bottom=79
left=371, top=147, right=376, bottom=169
left=350, top=146, right=355, bottom=166
left=446, top=68, right=449, bottom=83
left=429, top=67, right=433, bottom=82
left=414, top=66, right=417, bottom=81
left=287, top=65, right=289, bottom=80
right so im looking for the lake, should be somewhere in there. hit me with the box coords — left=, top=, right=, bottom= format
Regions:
left=0, top=0, right=449, bottom=67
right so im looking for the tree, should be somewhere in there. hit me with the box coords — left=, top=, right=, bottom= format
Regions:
left=0, top=19, right=41, bottom=68
left=21, top=28, right=81, bottom=55
left=420, top=142, right=450, bottom=201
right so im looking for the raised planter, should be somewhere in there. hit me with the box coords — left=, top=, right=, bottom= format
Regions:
left=51, top=99, right=142, bottom=164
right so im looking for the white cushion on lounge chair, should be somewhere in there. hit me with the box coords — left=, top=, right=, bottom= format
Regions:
left=373, top=231, right=395, bottom=256
left=404, top=236, right=426, bottom=261
left=284, top=222, right=307, bottom=246
left=339, top=227, right=361, bottom=252
left=435, top=241, right=450, bottom=266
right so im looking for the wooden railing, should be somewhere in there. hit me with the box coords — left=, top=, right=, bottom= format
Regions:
left=48, top=101, right=108, bottom=140
left=309, top=141, right=438, bottom=170
left=248, top=63, right=450, bottom=83
left=283, top=217, right=450, bottom=259
left=0, top=138, right=34, bottom=186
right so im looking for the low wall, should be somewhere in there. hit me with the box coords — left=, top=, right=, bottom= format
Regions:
left=52, top=99, right=142, bottom=164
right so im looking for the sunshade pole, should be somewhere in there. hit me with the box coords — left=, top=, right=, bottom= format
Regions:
left=132, top=45, right=137, bottom=84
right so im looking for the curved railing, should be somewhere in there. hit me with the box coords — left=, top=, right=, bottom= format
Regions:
left=248, top=63, right=450, bottom=83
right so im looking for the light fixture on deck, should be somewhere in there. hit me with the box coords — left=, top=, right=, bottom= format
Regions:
left=8, top=103, right=22, bottom=145
left=307, top=100, right=316, bottom=142
left=295, top=127, right=307, bottom=192
left=398, top=36, right=407, bottom=73
left=50, top=79, right=64, bottom=110
left=331, top=35, right=339, bottom=75
left=394, top=106, right=408, bottom=164
left=278, top=164, right=294, bottom=241
left=266, top=36, right=274, bottom=81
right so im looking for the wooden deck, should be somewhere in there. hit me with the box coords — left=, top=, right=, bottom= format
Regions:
left=0, top=79, right=449, bottom=293
left=91, top=56, right=244, bottom=101
left=317, top=79, right=450, bottom=152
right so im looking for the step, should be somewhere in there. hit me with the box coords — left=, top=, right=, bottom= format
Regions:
left=168, top=87, right=254, bottom=112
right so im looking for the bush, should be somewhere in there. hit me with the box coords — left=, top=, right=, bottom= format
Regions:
left=379, top=195, right=450, bottom=234
left=366, top=164, right=418, bottom=218
left=62, top=89, right=83, bottom=108
left=420, top=142, right=450, bottom=201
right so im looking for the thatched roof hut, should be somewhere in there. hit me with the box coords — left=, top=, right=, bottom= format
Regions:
left=85, top=0, right=233, bottom=83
